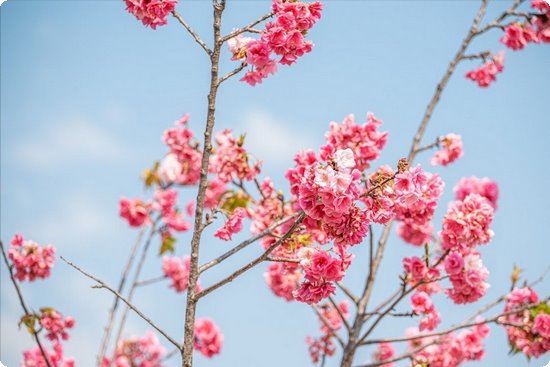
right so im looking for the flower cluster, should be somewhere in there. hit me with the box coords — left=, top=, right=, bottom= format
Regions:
left=103, top=331, right=165, bottom=367
left=39, top=308, right=75, bottom=342
left=125, top=0, right=178, bottom=29
left=194, top=318, right=223, bottom=358
left=501, top=287, right=550, bottom=358
left=465, top=52, right=505, bottom=88
left=120, top=198, right=151, bottom=227
left=160, top=115, right=202, bottom=186
left=396, top=222, right=433, bottom=246
left=402, top=256, right=442, bottom=295
left=293, top=248, right=348, bottom=304
left=453, top=176, right=499, bottom=209
left=501, top=1, right=550, bottom=50
left=372, top=342, right=395, bottom=367
left=22, top=341, right=75, bottom=367
left=431, top=133, right=464, bottom=166
left=209, top=130, right=262, bottom=183
left=214, top=207, right=247, bottom=241
left=306, top=300, right=349, bottom=363
left=264, top=262, right=302, bottom=301
left=409, top=320, right=490, bottom=367
left=8, top=234, right=56, bottom=282
left=232, top=0, right=323, bottom=85
left=154, top=189, right=191, bottom=233
left=320, top=113, right=388, bottom=171
left=411, top=291, right=441, bottom=331
left=162, top=255, right=201, bottom=293
left=444, top=250, right=490, bottom=304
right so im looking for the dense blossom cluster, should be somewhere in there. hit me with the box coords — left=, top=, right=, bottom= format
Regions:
left=411, top=291, right=441, bottom=331
left=465, top=52, right=505, bottom=88
left=501, top=287, right=550, bottom=357
left=396, top=222, right=433, bottom=246
left=194, top=318, right=223, bottom=358
left=22, top=342, right=75, bottom=367
left=264, top=262, right=302, bottom=301
left=408, top=320, right=490, bottom=366
left=453, top=176, right=499, bottom=209
left=402, top=256, right=442, bottom=295
left=501, top=1, right=550, bottom=50
left=229, top=0, right=322, bottom=85
left=306, top=300, right=349, bottom=363
left=103, top=331, right=165, bottom=367
left=162, top=254, right=200, bottom=293
left=431, top=133, right=464, bottom=166
left=9, top=234, right=56, bottom=282
left=125, top=0, right=177, bottom=29
left=214, top=207, right=247, bottom=241
left=40, top=308, right=75, bottom=342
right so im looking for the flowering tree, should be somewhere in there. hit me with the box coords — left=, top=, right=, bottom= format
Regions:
left=1, top=1, right=550, bottom=367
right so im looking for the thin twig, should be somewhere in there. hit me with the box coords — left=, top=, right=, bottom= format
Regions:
left=161, top=348, right=180, bottom=362
left=197, top=212, right=305, bottom=299
left=219, top=63, right=247, bottom=85
left=328, top=296, right=352, bottom=334
left=136, top=275, right=167, bottom=287
left=61, top=256, right=182, bottom=351
left=97, top=228, right=145, bottom=367
left=199, top=212, right=301, bottom=273
left=221, top=11, right=275, bottom=43
left=171, top=11, right=212, bottom=55
left=0, top=241, right=53, bottom=367
left=265, top=256, right=300, bottom=263
left=336, top=281, right=359, bottom=305
left=312, top=305, right=345, bottom=348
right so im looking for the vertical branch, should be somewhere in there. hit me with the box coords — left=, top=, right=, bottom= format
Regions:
left=182, top=1, right=226, bottom=366
left=97, top=228, right=145, bottom=366
left=0, top=241, right=53, bottom=367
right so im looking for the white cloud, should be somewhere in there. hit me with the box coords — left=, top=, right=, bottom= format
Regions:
left=14, top=119, right=126, bottom=170
left=240, top=109, right=316, bottom=166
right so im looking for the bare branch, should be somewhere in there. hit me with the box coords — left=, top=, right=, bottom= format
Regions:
left=0, top=241, right=53, bottom=367
left=197, top=212, right=305, bottom=299
left=97, top=228, right=145, bottom=366
left=61, top=256, right=182, bottom=351
left=171, top=11, right=212, bottom=55
left=221, top=11, right=275, bottom=43
left=336, top=281, right=359, bottom=305
left=219, top=63, right=247, bottom=85
left=328, top=296, right=351, bottom=334
left=199, top=212, right=301, bottom=274
left=136, top=275, right=167, bottom=287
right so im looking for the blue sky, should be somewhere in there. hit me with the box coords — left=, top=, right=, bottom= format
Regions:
left=1, top=0, right=549, bottom=366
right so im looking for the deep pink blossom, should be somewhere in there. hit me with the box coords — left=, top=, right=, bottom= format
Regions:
left=194, top=318, right=223, bottom=358
left=431, top=133, right=464, bottom=166
left=403, top=256, right=427, bottom=283
left=214, top=207, right=247, bottom=241
left=533, top=313, right=550, bottom=338
left=8, top=234, right=56, bottom=282
left=120, top=197, right=151, bottom=227
left=501, top=23, right=532, bottom=50
left=293, top=280, right=336, bottom=304
left=372, top=342, right=395, bottom=367
left=22, top=341, right=75, bottom=367
left=40, top=309, right=75, bottom=342
left=465, top=52, right=505, bottom=88
left=264, top=262, right=302, bottom=301
left=125, top=0, right=177, bottom=29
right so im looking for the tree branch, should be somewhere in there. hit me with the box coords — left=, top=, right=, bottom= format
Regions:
left=221, top=11, right=275, bottom=43
left=61, top=256, right=182, bottom=351
left=171, top=11, right=212, bottom=55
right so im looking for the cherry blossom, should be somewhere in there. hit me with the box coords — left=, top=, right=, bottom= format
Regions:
left=194, top=318, right=223, bottom=358
left=8, top=234, right=56, bottom=282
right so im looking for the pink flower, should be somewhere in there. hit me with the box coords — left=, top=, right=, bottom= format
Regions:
left=8, top=234, right=56, bottom=282
left=453, top=176, right=499, bottom=209
left=320, top=113, right=388, bottom=171
left=162, top=255, right=200, bottom=293
left=119, top=197, right=150, bottom=227
left=501, top=23, right=531, bottom=50
left=444, top=251, right=464, bottom=276
left=465, top=51, right=505, bottom=88
left=446, top=251, right=490, bottom=304
left=22, top=341, right=75, bottom=367
left=40, top=308, right=75, bottom=342
left=161, top=118, right=202, bottom=185
left=396, top=222, right=432, bottom=246
left=210, top=129, right=262, bottom=182
left=411, top=291, right=434, bottom=315
left=264, top=262, right=302, bottom=301
left=430, top=133, right=464, bottom=166
left=214, top=207, right=247, bottom=241
left=372, top=342, right=395, bottom=367
left=109, top=331, right=165, bottom=366
left=293, top=281, right=336, bottom=304
left=194, top=318, right=223, bottom=358
left=125, top=0, right=177, bottom=29
left=403, top=256, right=427, bottom=282
left=303, top=249, right=345, bottom=283
left=533, top=313, right=550, bottom=338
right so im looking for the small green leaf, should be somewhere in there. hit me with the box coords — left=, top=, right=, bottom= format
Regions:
left=220, top=191, right=250, bottom=213
left=39, top=307, right=55, bottom=315
left=19, top=314, right=38, bottom=335
left=159, top=235, right=176, bottom=256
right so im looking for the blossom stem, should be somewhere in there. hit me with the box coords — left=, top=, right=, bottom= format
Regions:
left=0, top=241, right=53, bottom=367
left=171, top=11, right=212, bottom=55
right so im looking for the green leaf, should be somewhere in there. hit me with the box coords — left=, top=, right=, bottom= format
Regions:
left=19, top=314, right=38, bottom=335
left=220, top=191, right=250, bottom=213
left=159, top=235, right=176, bottom=256
left=39, top=307, right=55, bottom=315
left=530, top=302, right=550, bottom=318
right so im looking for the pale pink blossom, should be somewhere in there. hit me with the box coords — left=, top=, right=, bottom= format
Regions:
left=162, top=255, right=201, bottom=293
left=106, top=331, right=165, bottom=367
left=194, top=318, right=223, bottom=358
left=431, top=133, right=464, bottom=166
left=120, top=197, right=151, bottom=227
left=396, top=222, right=432, bottom=246
left=372, top=342, right=395, bottom=367
left=264, top=262, right=301, bottom=301
left=22, top=341, right=75, bottom=367
left=453, top=176, right=499, bottom=209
